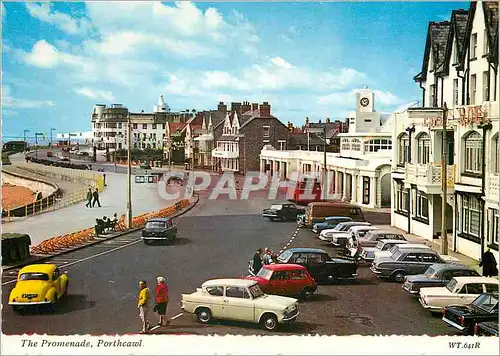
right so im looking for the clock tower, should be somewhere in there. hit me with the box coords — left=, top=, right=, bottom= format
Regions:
left=356, top=85, right=375, bottom=113
left=349, top=85, right=380, bottom=133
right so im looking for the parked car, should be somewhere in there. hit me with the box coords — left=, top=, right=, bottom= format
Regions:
left=181, top=279, right=299, bottom=331
left=46, top=150, right=53, bottom=157
left=297, top=202, right=365, bottom=228
left=355, top=230, right=406, bottom=248
left=347, top=225, right=379, bottom=243
left=442, top=293, right=499, bottom=334
left=262, top=203, right=305, bottom=221
left=277, top=248, right=358, bottom=284
left=141, top=218, right=178, bottom=244
left=370, top=247, right=446, bottom=282
left=244, top=264, right=317, bottom=300
left=359, top=239, right=409, bottom=262
left=330, top=225, right=378, bottom=248
left=474, top=321, right=499, bottom=336
left=9, top=264, right=69, bottom=312
left=373, top=243, right=431, bottom=264
left=419, top=277, right=498, bottom=312
left=321, top=221, right=371, bottom=245
left=402, top=263, right=481, bottom=295
left=311, top=217, right=353, bottom=234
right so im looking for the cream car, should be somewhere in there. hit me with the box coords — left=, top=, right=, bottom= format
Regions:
left=419, top=276, right=499, bottom=313
left=181, top=279, right=299, bottom=331
left=373, top=243, right=460, bottom=265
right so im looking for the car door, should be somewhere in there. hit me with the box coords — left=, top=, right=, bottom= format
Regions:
left=222, top=286, right=254, bottom=322
left=418, top=253, right=440, bottom=274
left=401, top=253, right=419, bottom=275
left=268, top=271, right=289, bottom=295
left=52, top=268, right=61, bottom=297
left=289, top=269, right=307, bottom=294
left=285, top=205, right=297, bottom=220
left=306, top=253, right=327, bottom=281
left=165, top=220, right=177, bottom=238
left=460, top=283, right=485, bottom=304
left=205, top=286, right=224, bottom=318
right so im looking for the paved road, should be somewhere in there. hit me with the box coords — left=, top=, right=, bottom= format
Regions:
left=2, top=194, right=456, bottom=336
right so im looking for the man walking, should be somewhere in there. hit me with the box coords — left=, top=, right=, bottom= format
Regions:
left=92, top=188, right=101, bottom=207
left=137, top=280, right=151, bottom=333
left=251, top=248, right=263, bottom=275
left=479, top=248, right=498, bottom=277
left=85, top=188, right=92, bottom=208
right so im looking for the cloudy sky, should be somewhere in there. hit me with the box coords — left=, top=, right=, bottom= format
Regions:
left=2, top=1, right=468, bottom=138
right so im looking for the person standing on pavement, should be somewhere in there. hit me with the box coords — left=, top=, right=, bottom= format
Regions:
left=263, top=247, right=273, bottom=265
left=479, top=248, right=498, bottom=277
left=137, top=280, right=151, bottom=333
left=252, top=248, right=263, bottom=275
left=92, top=188, right=101, bottom=207
left=85, top=188, right=92, bottom=208
left=154, top=277, right=170, bottom=327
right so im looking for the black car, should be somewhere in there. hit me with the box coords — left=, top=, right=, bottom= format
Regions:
left=141, top=218, right=178, bottom=245
left=262, top=203, right=305, bottom=221
left=442, top=293, right=499, bottom=335
left=474, top=321, right=499, bottom=336
left=277, top=247, right=357, bottom=284
left=403, top=263, right=480, bottom=295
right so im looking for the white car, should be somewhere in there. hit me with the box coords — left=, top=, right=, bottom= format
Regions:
left=181, top=279, right=299, bottom=331
left=419, top=276, right=498, bottom=312
left=373, top=243, right=431, bottom=264
left=319, top=222, right=371, bottom=241
left=359, top=239, right=410, bottom=262
left=349, top=225, right=379, bottom=242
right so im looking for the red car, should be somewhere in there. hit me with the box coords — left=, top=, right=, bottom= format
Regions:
left=245, top=264, right=317, bottom=300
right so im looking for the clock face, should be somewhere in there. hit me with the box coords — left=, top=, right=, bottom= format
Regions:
left=360, top=97, right=370, bottom=107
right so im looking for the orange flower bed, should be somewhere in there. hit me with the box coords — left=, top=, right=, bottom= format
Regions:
left=2, top=184, right=35, bottom=210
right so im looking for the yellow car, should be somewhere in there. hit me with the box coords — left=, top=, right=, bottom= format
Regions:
left=9, top=264, right=69, bottom=312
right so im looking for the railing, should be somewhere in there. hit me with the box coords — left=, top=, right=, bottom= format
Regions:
left=405, top=163, right=455, bottom=187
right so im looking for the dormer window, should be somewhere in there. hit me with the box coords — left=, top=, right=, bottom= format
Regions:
left=471, top=33, right=477, bottom=59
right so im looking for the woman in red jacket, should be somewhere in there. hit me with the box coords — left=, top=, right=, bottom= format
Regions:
left=154, top=276, right=169, bottom=326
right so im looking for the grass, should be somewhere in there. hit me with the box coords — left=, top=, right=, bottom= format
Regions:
left=2, top=151, right=13, bottom=165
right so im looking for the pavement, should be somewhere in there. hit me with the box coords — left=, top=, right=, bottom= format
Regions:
left=1, top=195, right=465, bottom=336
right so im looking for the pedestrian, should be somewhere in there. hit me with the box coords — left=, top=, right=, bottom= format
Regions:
left=271, top=252, right=279, bottom=264
left=92, top=188, right=101, bottom=207
left=137, top=280, right=151, bottom=333
left=252, top=248, right=263, bottom=275
left=479, top=248, right=498, bottom=277
left=85, top=188, right=92, bottom=208
left=263, top=247, right=273, bottom=265
left=154, top=277, right=169, bottom=327
left=103, top=173, right=107, bottom=186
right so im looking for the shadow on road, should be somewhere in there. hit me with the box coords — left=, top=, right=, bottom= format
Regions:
left=13, top=294, right=96, bottom=316
left=144, top=237, right=190, bottom=246
left=307, top=293, right=338, bottom=302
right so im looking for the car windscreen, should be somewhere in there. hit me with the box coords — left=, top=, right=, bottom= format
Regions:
left=19, top=272, right=49, bottom=281
left=423, top=267, right=437, bottom=278
left=472, top=294, right=498, bottom=312
left=248, top=283, right=265, bottom=298
left=446, top=278, right=457, bottom=292
left=270, top=205, right=283, bottom=210
left=278, top=250, right=292, bottom=262
left=390, top=250, right=403, bottom=261
left=375, top=241, right=385, bottom=250
left=145, top=222, right=166, bottom=228
left=256, top=268, right=273, bottom=280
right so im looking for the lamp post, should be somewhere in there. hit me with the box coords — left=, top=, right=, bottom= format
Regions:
left=23, top=129, right=30, bottom=152
left=236, top=133, right=247, bottom=175
left=113, top=127, right=117, bottom=173
left=50, top=128, right=56, bottom=148
left=440, top=102, right=448, bottom=255
left=126, top=113, right=132, bottom=228
left=307, top=123, right=328, bottom=201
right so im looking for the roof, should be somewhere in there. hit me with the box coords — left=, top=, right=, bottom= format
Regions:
left=369, top=230, right=405, bottom=236
left=289, top=132, right=324, bottom=147
left=429, top=263, right=474, bottom=272
left=168, top=123, right=186, bottom=133
left=349, top=226, right=378, bottom=232
left=285, top=248, right=326, bottom=254
left=483, top=1, right=499, bottom=64
left=262, top=264, right=307, bottom=271
left=202, top=279, right=257, bottom=288
left=146, top=217, right=171, bottom=222
left=396, top=244, right=431, bottom=250
left=424, top=21, right=451, bottom=77
left=307, top=202, right=361, bottom=208
left=452, top=276, right=499, bottom=284
left=379, top=239, right=409, bottom=244
left=19, top=264, right=56, bottom=274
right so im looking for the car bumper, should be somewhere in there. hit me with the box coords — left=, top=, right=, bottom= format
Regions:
left=9, top=301, right=52, bottom=306
left=442, top=317, right=466, bottom=331
left=282, top=311, right=299, bottom=322
left=402, top=283, right=419, bottom=294
left=312, top=228, right=319, bottom=233
left=318, top=234, right=330, bottom=241
left=418, top=297, right=440, bottom=310
left=141, top=236, right=172, bottom=240
left=262, top=214, right=278, bottom=218
left=369, top=266, right=382, bottom=274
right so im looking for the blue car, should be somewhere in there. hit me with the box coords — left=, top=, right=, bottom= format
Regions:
left=312, top=216, right=353, bottom=234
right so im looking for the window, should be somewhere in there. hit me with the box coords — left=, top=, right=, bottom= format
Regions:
left=471, top=33, right=477, bottom=59
left=271, top=271, right=290, bottom=281
left=420, top=253, right=438, bottom=263
left=453, top=79, right=459, bottom=106
left=453, top=39, right=459, bottom=64
left=143, top=124, right=147, bottom=129
left=465, top=283, right=484, bottom=295
left=341, top=138, right=351, bottom=150
left=398, top=133, right=409, bottom=164
left=403, top=254, right=418, bottom=262
left=118, top=123, right=122, bottom=129
left=416, top=133, right=431, bottom=164
left=290, top=270, right=307, bottom=280
left=364, top=139, right=392, bottom=152
left=485, top=284, right=499, bottom=294
left=362, top=176, right=370, bottom=204
left=493, top=135, right=499, bottom=174
left=225, top=286, right=249, bottom=298
left=263, top=126, right=270, bottom=137
left=351, top=139, right=361, bottom=151
left=396, top=182, right=408, bottom=213
left=488, top=208, right=499, bottom=246
left=470, top=74, right=477, bottom=105
left=464, top=131, right=483, bottom=174
left=430, top=84, right=436, bottom=107
left=415, top=190, right=429, bottom=220
left=152, top=124, right=157, bottom=129
left=483, top=71, right=490, bottom=102
left=278, top=140, right=286, bottom=150
left=206, top=286, right=224, bottom=296
left=133, top=123, right=138, bottom=129
left=462, top=195, right=481, bottom=237
left=483, top=29, right=489, bottom=54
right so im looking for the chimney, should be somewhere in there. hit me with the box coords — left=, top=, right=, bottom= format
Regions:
left=217, top=102, right=227, bottom=113
left=251, top=103, right=259, bottom=111
left=241, top=101, right=251, bottom=113
left=259, top=102, right=271, bottom=117
left=305, top=117, right=309, bottom=126
left=326, top=118, right=330, bottom=123
left=231, top=102, right=242, bottom=113
left=318, top=119, right=322, bottom=123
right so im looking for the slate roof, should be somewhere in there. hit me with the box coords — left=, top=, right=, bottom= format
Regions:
left=289, top=132, right=324, bottom=147
left=483, top=1, right=499, bottom=63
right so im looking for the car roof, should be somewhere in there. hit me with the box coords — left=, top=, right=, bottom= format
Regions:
left=370, top=231, right=404, bottom=236
left=286, top=247, right=326, bottom=254
left=340, top=221, right=371, bottom=226
left=147, top=218, right=171, bottom=222
left=349, top=226, right=378, bottom=231
left=202, top=279, right=257, bottom=288
left=324, top=216, right=351, bottom=220
left=262, top=264, right=306, bottom=271
left=451, top=276, right=499, bottom=284
left=429, top=263, right=474, bottom=271
left=19, top=264, right=56, bottom=274
left=396, top=244, right=431, bottom=249
left=379, top=239, right=409, bottom=244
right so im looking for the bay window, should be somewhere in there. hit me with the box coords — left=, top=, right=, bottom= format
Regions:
left=464, top=131, right=483, bottom=174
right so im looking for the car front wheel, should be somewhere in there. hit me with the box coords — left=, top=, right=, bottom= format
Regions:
left=196, top=308, right=212, bottom=324
left=300, top=287, right=314, bottom=300
left=143, top=240, right=150, bottom=245
left=261, top=313, right=278, bottom=331
left=392, top=271, right=406, bottom=283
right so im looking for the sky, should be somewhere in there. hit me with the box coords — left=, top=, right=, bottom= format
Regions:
left=1, top=1, right=470, bottom=139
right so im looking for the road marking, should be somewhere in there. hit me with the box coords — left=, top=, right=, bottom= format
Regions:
left=1, top=239, right=143, bottom=286
left=171, top=313, right=183, bottom=320
left=150, top=325, right=160, bottom=331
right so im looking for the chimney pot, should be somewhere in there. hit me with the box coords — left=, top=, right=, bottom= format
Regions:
left=259, top=102, right=271, bottom=117
left=251, top=103, right=259, bottom=111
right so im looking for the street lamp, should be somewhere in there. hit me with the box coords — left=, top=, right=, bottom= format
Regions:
left=126, top=113, right=133, bottom=228
left=23, top=129, right=30, bottom=152
left=236, top=133, right=247, bottom=175
left=50, top=128, right=56, bottom=147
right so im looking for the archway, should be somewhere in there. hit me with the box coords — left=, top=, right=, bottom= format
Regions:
left=380, top=173, right=391, bottom=207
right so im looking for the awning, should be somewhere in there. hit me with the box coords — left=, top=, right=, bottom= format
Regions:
left=194, top=133, right=214, bottom=141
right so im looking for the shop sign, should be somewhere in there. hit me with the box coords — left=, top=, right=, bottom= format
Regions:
left=455, top=105, right=484, bottom=126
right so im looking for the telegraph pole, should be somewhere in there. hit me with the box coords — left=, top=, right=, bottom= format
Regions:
left=323, top=123, right=327, bottom=201
left=440, top=102, right=448, bottom=255
left=126, top=113, right=133, bottom=228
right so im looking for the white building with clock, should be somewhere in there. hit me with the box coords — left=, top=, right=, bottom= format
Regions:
left=260, top=86, right=395, bottom=209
